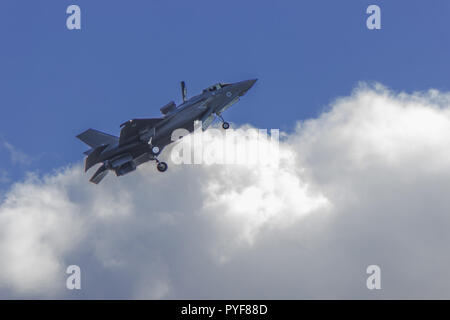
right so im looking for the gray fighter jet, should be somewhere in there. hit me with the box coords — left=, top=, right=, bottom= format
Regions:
left=76, top=79, right=257, bottom=184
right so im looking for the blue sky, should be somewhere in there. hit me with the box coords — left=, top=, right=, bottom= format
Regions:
left=1, top=0, right=449, bottom=186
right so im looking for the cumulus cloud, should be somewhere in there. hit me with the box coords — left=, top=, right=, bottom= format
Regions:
left=1, top=84, right=450, bottom=299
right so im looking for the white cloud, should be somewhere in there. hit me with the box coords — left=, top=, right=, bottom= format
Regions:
left=1, top=84, right=450, bottom=299
left=1, top=141, right=31, bottom=166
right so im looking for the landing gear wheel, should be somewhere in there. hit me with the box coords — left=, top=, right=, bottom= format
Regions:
left=222, top=122, right=230, bottom=130
left=157, top=161, right=168, bottom=172
left=152, top=146, right=160, bottom=154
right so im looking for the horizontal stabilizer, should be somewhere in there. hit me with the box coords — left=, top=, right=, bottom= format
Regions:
left=76, top=129, right=118, bottom=148
left=90, top=164, right=109, bottom=184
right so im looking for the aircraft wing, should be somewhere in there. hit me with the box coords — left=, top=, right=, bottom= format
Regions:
left=119, top=118, right=164, bottom=145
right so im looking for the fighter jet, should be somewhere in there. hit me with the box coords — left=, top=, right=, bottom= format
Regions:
left=76, top=79, right=257, bottom=184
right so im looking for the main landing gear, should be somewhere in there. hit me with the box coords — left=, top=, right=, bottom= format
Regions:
left=217, top=114, right=230, bottom=130
left=156, top=160, right=168, bottom=172
left=150, top=144, right=168, bottom=172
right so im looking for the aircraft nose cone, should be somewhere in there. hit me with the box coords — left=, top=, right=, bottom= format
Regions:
left=238, top=78, right=257, bottom=96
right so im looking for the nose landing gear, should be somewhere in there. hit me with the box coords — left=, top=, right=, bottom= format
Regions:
left=216, top=113, right=230, bottom=130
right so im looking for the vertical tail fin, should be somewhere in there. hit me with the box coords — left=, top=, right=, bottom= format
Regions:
left=84, top=144, right=108, bottom=172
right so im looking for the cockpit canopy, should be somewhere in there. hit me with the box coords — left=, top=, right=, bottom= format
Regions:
left=203, top=83, right=232, bottom=93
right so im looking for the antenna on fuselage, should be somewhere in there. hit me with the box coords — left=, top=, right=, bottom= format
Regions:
left=181, top=81, right=187, bottom=102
